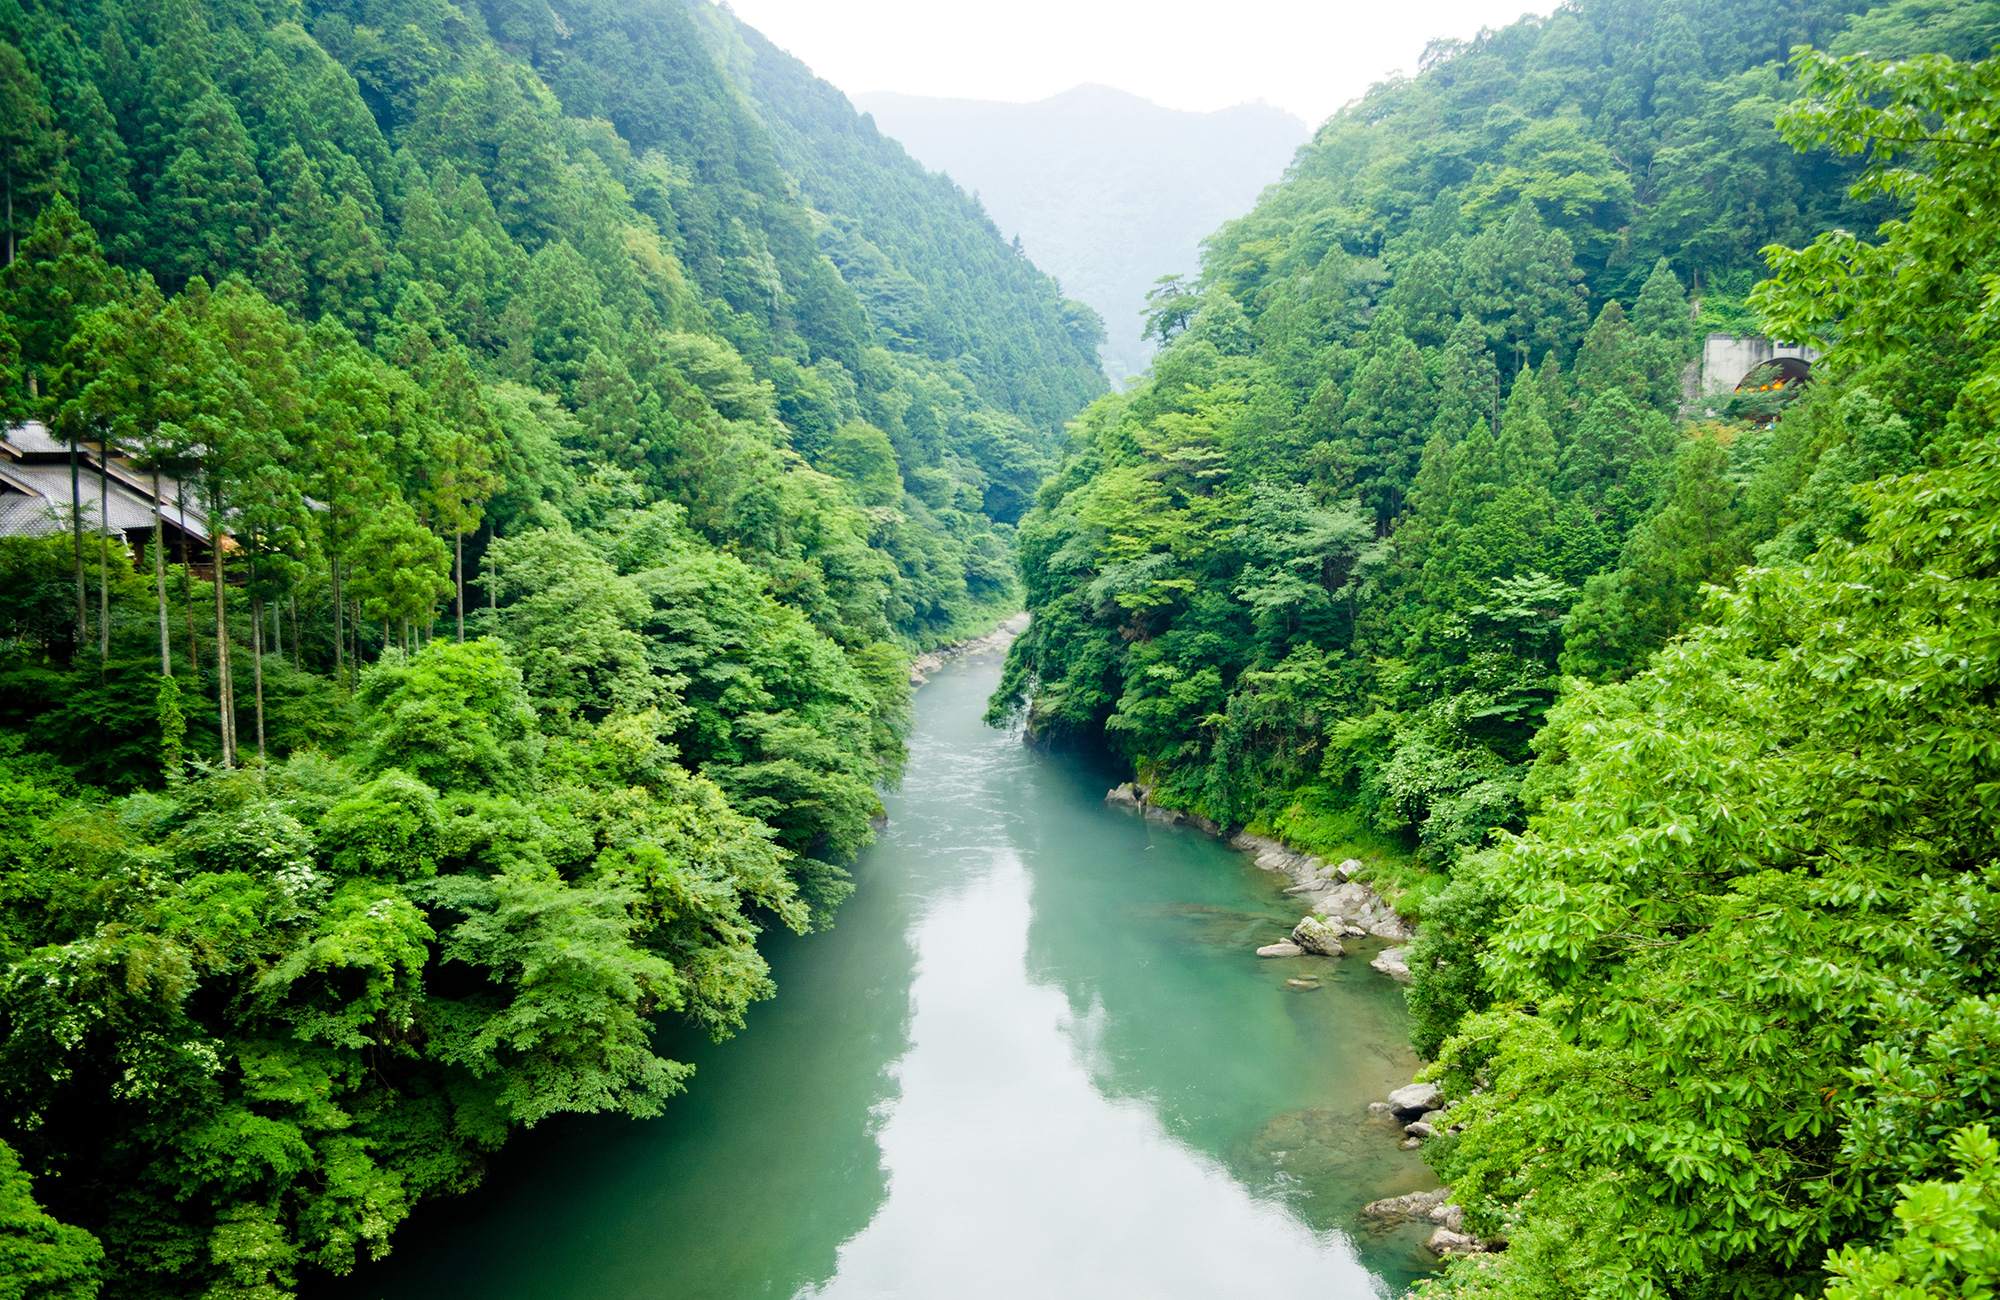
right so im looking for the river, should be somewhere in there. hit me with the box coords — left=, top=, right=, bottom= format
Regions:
left=331, top=646, right=1438, bottom=1299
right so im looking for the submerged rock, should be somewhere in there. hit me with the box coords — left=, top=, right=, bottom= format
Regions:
left=1283, top=978, right=1321, bottom=991
left=1361, top=1187, right=1449, bottom=1222
left=1428, top=1227, right=1487, bottom=1256
left=1256, top=941, right=1305, bottom=958
left=1290, top=915, right=1345, bottom=957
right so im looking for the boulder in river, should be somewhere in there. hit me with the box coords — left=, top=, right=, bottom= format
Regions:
left=1290, top=915, right=1345, bottom=956
left=1372, top=946, right=1412, bottom=982
left=1361, top=1187, right=1449, bottom=1222
left=1428, top=1227, right=1488, bottom=1256
left=1106, top=784, right=1142, bottom=809
left=1388, top=1081, right=1443, bottom=1118
left=1256, top=941, right=1304, bottom=958
left=1404, top=1120, right=1436, bottom=1139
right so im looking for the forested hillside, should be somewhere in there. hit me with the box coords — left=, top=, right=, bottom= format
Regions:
left=0, top=0, right=1102, bottom=1292
left=995, top=0, right=2000, bottom=1292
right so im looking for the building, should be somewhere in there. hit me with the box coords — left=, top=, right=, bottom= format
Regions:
left=0, top=422, right=212, bottom=568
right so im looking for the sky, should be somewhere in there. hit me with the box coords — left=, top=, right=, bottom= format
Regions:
left=721, top=0, right=1557, bottom=126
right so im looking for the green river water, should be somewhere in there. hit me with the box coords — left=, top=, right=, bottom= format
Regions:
left=330, top=647, right=1438, bottom=1299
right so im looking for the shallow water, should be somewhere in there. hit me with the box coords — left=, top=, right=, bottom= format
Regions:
left=330, top=649, right=1437, bottom=1300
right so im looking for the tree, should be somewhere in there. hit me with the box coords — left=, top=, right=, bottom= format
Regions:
left=66, top=277, right=198, bottom=676
left=0, top=44, right=58, bottom=270
left=0, top=1140, right=101, bottom=1300
left=1141, top=274, right=1200, bottom=345
left=345, top=500, right=452, bottom=655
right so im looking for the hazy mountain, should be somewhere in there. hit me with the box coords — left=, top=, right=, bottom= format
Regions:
left=855, top=85, right=1309, bottom=384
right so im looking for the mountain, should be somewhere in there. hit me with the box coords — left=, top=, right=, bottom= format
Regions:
left=0, top=0, right=1107, bottom=1291
left=993, top=0, right=2000, bottom=1294
left=853, top=85, right=1309, bottom=384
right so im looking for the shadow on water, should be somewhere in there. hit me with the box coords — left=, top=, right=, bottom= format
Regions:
left=1013, top=745, right=1441, bottom=1289
left=322, top=651, right=1440, bottom=1299
left=320, top=801, right=924, bottom=1300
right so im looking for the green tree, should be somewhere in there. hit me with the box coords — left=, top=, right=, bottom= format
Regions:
left=0, top=1140, right=101, bottom=1300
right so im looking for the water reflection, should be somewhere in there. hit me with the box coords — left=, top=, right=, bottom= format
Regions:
left=325, top=653, right=1433, bottom=1300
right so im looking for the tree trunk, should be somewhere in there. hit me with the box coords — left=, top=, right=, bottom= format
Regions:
left=456, top=527, right=465, bottom=642
left=152, top=467, right=170, bottom=676
left=250, top=573, right=265, bottom=766
left=97, top=454, right=109, bottom=682
left=289, top=594, right=299, bottom=672
left=330, top=548, right=345, bottom=689
left=69, top=434, right=83, bottom=650
left=213, top=503, right=234, bottom=768
left=178, top=480, right=197, bottom=678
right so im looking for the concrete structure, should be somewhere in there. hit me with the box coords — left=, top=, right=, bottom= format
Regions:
left=1700, top=334, right=1819, bottom=398
left=0, top=422, right=211, bottom=566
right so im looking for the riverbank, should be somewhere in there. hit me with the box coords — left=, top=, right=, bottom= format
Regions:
left=1104, top=782, right=1417, bottom=980
left=909, top=611, right=1030, bottom=686
left=1100, top=779, right=1492, bottom=1262
left=325, top=646, right=1435, bottom=1298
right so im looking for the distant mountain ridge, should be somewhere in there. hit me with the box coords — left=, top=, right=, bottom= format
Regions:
left=855, top=86, right=1309, bottom=384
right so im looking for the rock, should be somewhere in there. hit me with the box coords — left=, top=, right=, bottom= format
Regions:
left=1360, top=1187, right=1449, bottom=1221
left=1282, top=883, right=1316, bottom=895
left=1404, top=1121, right=1435, bottom=1139
left=1187, top=812, right=1223, bottom=836
left=1387, top=1081, right=1443, bottom=1119
left=1366, top=1101, right=1390, bottom=1114
left=1290, top=915, right=1346, bottom=957
left=1344, top=925, right=1367, bottom=937
left=1372, top=946, right=1412, bottom=982
left=1106, top=783, right=1142, bottom=809
left=1428, top=1227, right=1486, bottom=1256
left=1283, top=978, right=1320, bottom=991
left=1336, top=857, right=1363, bottom=882
left=1430, top=1202, right=1465, bottom=1233
left=1256, top=941, right=1305, bottom=958
left=1400, top=1137, right=1422, bottom=1150
left=1313, top=882, right=1413, bottom=940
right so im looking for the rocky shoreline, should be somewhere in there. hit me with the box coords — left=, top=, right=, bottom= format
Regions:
left=909, top=611, right=1030, bottom=687
left=1104, top=782, right=1414, bottom=977
left=1103, top=782, right=1500, bottom=1260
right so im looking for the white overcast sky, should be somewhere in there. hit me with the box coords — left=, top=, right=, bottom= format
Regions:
left=722, top=0, right=1558, bottom=126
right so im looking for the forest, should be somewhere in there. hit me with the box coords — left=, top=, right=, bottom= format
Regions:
left=996, top=0, right=2000, bottom=1288
left=0, top=0, right=1104, bottom=1292
left=991, top=0, right=2000, bottom=1293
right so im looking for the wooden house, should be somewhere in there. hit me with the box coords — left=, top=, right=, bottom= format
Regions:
left=0, top=422, right=213, bottom=571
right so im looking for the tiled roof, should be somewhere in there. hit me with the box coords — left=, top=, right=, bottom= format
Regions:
left=0, top=421, right=66, bottom=458
left=0, top=457, right=211, bottom=542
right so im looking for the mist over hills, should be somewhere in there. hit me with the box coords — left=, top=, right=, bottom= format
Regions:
left=854, top=85, right=1309, bottom=384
